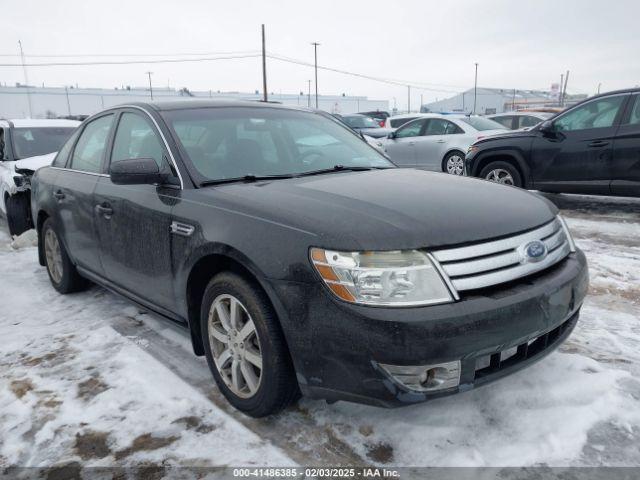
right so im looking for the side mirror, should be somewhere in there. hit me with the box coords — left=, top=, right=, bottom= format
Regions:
left=539, top=120, right=555, bottom=135
left=387, top=131, right=396, bottom=139
left=110, top=158, right=165, bottom=185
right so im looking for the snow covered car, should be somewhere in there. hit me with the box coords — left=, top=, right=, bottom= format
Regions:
left=31, top=101, right=588, bottom=417
left=0, top=119, right=80, bottom=235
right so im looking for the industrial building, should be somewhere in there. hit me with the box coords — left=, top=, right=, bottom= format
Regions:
left=0, top=84, right=388, bottom=118
left=422, top=87, right=587, bottom=115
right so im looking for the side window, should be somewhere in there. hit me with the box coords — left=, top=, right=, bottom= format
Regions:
left=395, top=119, right=425, bottom=138
left=623, top=95, right=640, bottom=126
left=423, top=119, right=451, bottom=136
left=444, top=121, right=464, bottom=134
left=53, top=129, right=81, bottom=167
left=519, top=116, right=542, bottom=128
left=555, top=96, right=626, bottom=132
left=111, top=112, right=165, bottom=168
left=390, top=117, right=416, bottom=128
left=493, top=116, right=514, bottom=129
left=70, top=115, right=114, bottom=173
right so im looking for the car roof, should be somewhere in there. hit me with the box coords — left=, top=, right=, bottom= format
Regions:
left=118, top=99, right=309, bottom=113
left=489, top=112, right=550, bottom=117
left=0, top=118, right=81, bottom=128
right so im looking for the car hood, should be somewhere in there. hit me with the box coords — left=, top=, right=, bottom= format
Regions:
left=475, top=129, right=537, bottom=145
left=15, top=152, right=57, bottom=172
left=199, top=169, right=558, bottom=251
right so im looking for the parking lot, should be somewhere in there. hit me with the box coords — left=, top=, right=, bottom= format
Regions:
left=1, top=192, right=638, bottom=468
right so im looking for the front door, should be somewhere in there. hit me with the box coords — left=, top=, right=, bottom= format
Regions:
left=611, top=93, right=640, bottom=197
left=94, top=110, right=181, bottom=313
left=530, top=94, right=628, bottom=194
left=383, top=118, right=428, bottom=167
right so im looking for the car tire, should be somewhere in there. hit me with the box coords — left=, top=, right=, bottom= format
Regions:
left=200, top=272, right=299, bottom=417
left=41, top=218, right=88, bottom=294
left=479, top=161, right=523, bottom=188
left=443, top=151, right=465, bottom=175
left=6, top=193, right=31, bottom=237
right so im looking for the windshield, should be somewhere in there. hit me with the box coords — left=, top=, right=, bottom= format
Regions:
left=162, top=107, right=393, bottom=183
left=12, top=127, right=77, bottom=159
left=342, top=115, right=380, bottom=129
left=458, top=117, right=506, bottom=131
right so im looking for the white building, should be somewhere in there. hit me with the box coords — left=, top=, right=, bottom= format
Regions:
left=422, top=87, right=587, bottom=115
left=0, top=85, right=388, bottom=119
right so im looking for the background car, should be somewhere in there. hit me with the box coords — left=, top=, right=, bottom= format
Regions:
left=466, top=88, right=640, bottom=197
left=488, top=111, right=554, bottom=130
left=382, top=114, right=508, bottom=174
left=340, top=114, right=393, bottom=138
left=358, top=110, right=390, bottom=127
left=0, top=118, right=80, bottom=235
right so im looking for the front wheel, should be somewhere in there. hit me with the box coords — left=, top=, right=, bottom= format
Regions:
left=443, top=151, right=465, bottom=175
left=479, top=161, right=523, bottom=188
left=201, top=272, right=298, bottom=417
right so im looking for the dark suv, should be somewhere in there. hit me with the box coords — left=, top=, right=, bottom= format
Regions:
left=466, top=88, right=640, bottom=197
left=31, top=100, right=588, bottom=417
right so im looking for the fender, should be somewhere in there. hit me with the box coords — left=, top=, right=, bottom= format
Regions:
left=472, top=148, right=532, bottom=188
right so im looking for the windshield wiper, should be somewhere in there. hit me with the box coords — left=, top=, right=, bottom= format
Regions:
left=296, top=165, right=390, bottom=177
left=199, top=173, right=296, bottom=187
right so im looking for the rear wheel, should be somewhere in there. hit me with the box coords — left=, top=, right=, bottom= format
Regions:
left=443, top=151, right=465, bottom=175
left=42, top=218, right=88, bottom=293
left=6, top=193, right=32, bottom=236
left=479, top=161, right=523, bottom=188
left=201, top=272, right=298, bottom=417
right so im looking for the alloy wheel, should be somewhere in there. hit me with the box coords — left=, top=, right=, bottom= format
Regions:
left=44, top=228, right=63, bottom=283
left=485, top=168, right=515, bottom=185
left=208, top=294, right=263, bottom=398
left=446, top=155, right=464, bottom=175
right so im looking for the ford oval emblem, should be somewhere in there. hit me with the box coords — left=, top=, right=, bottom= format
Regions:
left=520, top=240, right=547, bottom=263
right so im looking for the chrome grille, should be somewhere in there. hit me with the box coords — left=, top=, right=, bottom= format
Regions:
left=432, top=218, right=572, bottom=292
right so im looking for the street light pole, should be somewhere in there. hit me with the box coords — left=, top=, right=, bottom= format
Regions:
left=307, top=80, right=311, bottom=107
left=18, top=40, right=33, bottom=118
left=261, top=24, right=268, bottom=102
left=311, top=42, right=320, bottom=109
left=146, top=71, right=154, bottom=100
left=407, top=85, right=411, bottom=113
left=473, top=62, right=478, bottom=114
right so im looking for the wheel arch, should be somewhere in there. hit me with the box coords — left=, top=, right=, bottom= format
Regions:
left=473, top=150, right=531, bottom=187
left=183, top=245, right=289, bottom=358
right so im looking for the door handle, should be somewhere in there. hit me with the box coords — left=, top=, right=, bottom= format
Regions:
left=53, top=190, right=65, bottom=200
left=409, top=141, right=416, bottom=145
left=436, top=139, right=446, bottom=143
left=95, top=203, right=113, bottom=219
left=588, top=140, right=609, bottom=148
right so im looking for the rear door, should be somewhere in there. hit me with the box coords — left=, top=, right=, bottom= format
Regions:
left=94, top=109, right=181, bottom=313
left=52, top=113, right=114, bottom=276
left=383, top=118, right=427, bottom=167
left=413, top=119, right=464, bottom=170
left=530, top=94, right=628, bottom=194
left=611, top=93, right=640, bottom=196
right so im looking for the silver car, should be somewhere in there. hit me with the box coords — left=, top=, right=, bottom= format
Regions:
left=381, top=115, right=507, bottom=175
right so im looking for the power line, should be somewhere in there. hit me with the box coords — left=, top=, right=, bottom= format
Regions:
left=0, top=54, right=262, bottom=67
left=0, top=50, right=260, bottom=58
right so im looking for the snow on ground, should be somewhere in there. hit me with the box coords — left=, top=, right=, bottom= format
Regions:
left=0, top=193, right=639, bottom=469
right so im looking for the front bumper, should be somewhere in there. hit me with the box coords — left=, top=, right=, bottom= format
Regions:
left=269, top=249, right=589, bottom=407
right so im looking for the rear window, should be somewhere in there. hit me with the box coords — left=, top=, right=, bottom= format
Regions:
left=459, top=117, right=506, bottom=131
left=342, top=116, right=380, bottom=129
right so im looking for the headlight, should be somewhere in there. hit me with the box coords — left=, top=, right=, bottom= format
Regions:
left=310, top=248, right=453, bottom=306
left=557, top=215, right=576, bottom=252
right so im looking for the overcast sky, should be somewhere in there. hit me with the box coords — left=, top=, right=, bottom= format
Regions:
left=2, top=0, right=639, bottom=109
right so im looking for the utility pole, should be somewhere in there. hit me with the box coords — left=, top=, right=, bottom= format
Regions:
left=562, top=70, right=570, bottom=107
left=473, top=62, right=478, bottom=114
left=146, top=71, right=154, bottom=99
left=64, top=86, right=71, bottom=115
left=420, top=93, right=423, bottom=111
left=311, top=42, right=320, bottom=109
left=407, top=85, right=411, bottom=113
left=307, top=80, right=311, bottom=107
left=597, top=83, right=601, bottom=95
left=512, top=88, right=516, bottom=111
left=261, top=24, right=268, bottom=102
left=559, top=73, right=564, bottom=107
left=18, top=40, right=33, bottom=118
